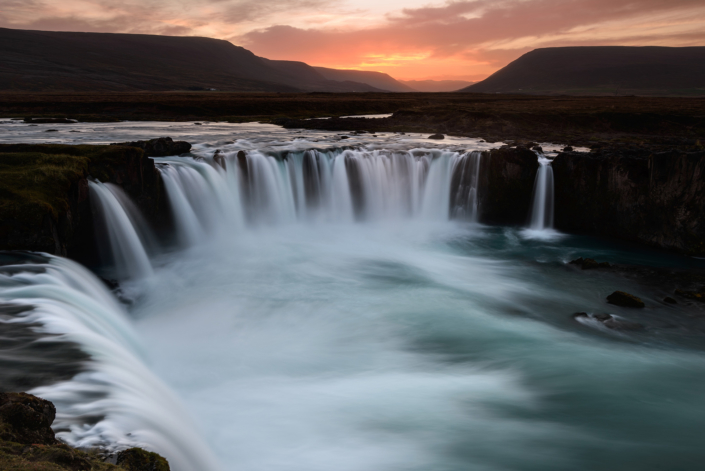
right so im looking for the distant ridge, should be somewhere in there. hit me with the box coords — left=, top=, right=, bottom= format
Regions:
left=0, top=28, right=384, bottom=92
left=461, top=47, right=705, bottom=96
left=313, top=67, right=414, bottom=92
left=400, top=80, right=475, bottom=92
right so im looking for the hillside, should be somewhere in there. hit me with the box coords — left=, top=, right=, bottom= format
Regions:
left=461, top=47, right=705, bottom=96
left=312, top=67, right=413, bottom=92
left=0, top=28, right=383, bottom=93
left=400, top=80, right=474, bottom=92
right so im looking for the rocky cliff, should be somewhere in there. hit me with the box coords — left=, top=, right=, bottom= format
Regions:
left=0, top=140, right=181, bottom=264
left=553, top=147, right=705, bottom=255
left=480, top=147, right=539, bottom=225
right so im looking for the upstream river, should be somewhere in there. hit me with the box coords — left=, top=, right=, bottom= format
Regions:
left=1, top=119, right=705, bottom=471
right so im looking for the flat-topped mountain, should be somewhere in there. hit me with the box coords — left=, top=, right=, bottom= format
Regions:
left=0, top=28, right=385, bottom=93
left=461, top=47, right=705, bottom=96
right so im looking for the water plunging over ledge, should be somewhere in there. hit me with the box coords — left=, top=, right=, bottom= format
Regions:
left=3, top=122, right=705, bottom=471
left=528, top=156, right=555, bottom=231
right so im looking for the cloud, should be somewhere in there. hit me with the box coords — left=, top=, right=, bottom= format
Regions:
left=1, top=0, right=704, bottom=79
left=237, top=0, right=705, bottom=79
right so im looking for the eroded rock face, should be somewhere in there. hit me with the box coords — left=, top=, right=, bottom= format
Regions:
left=553, top=148, right=705, bottom=255
left=0, top=392, right=57, bottom=445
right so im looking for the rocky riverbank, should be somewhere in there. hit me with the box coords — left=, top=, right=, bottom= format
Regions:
left=0, top=392, right=169, bottom=470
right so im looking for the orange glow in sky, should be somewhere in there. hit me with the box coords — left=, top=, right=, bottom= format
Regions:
left=1, top=0, right=704, bottom=80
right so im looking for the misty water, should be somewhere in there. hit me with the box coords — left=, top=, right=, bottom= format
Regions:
left=2, top=119, right=705, bottom=471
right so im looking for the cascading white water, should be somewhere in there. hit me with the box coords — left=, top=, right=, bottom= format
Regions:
left=156, top=148, right=482, bottom=246
left=528, top=156, right=555, bottom=230
left=0, top=256, right=222, bottom=471
left=450, top=151, right=483, bottom=221
left=89, top=181, right=154, bottom=279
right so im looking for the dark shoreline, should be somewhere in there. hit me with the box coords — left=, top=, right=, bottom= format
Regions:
left=1, top=92, right=704, bottom=148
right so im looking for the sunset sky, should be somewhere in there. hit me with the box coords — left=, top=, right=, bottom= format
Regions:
left=2, top=0, right=705, bottom=81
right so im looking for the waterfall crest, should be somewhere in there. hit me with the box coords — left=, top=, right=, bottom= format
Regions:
left=157, top=149, right=486, bottom=246
left=528, top=156, right=555, bottom=231
left=89, top=181, right=154, bottom=279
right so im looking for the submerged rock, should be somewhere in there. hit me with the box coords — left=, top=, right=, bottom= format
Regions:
left=664, top=296, right=678, bottom=304
left=428, top=133, right=445, bottom=140
left=674, top=288, right=705, bottom=301
left=607, top=291, right=645, bottom=308
left=570, top=257, right=611, bottom=270
left=573, top=312, right=644, bottom=331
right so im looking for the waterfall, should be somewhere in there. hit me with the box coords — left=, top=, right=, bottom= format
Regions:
left=89, top=181, right=154, bottom=279
left=528, top=156, right=555, bottom=230
left=0, top=255, right=223, bottom=471
left=155, top=149, right=480, bottom=247
left=449, top=151, right=484, bottom=221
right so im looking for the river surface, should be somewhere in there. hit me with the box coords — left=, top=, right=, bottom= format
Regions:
left=2, top=119, right=705, bottom=471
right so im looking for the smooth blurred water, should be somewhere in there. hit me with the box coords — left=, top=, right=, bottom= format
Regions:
left=1, top=120, right=704, bottom=471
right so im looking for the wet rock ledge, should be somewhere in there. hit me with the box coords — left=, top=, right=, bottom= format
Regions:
left=0, top=138, right=187, bottom=262
left=0, top=392, right=169, bottom=470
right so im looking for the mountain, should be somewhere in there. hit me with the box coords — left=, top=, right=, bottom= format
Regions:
left=461, top=47, right=705, bottom=95
left=400, top=80, right=475, bottom=92
left=313, top=67, right=414, bottom=92
left=0, top=28, right=383, bottom=93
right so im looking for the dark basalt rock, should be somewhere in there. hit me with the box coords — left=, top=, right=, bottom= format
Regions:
left=569, top=257, right=611, bottom=269
left=553, top=147, right=705, bottom=255
left=607, top=290, right=645, bottom=308
left=111, top=137, right=191, bottom=157
left=478, top=146, right=539, bottom=225
left=428, top=133, right=445, bottom=140
left=117, top=448, right=170, bottom=471
left=0, top=392, right=57, bottom=445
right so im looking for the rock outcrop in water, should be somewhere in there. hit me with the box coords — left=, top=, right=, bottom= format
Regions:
left=478, top=146, right=539, bottom=225
left=0, top=392, right=170, bottom=471
left=553, top=147, right=705, bottom=255
left=0, top=144, right=169, bottom=262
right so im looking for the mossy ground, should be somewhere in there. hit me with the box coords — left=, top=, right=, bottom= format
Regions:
left=0, top=440, right=121, bottom=471
left=0, top=144, right=142, bottom=241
